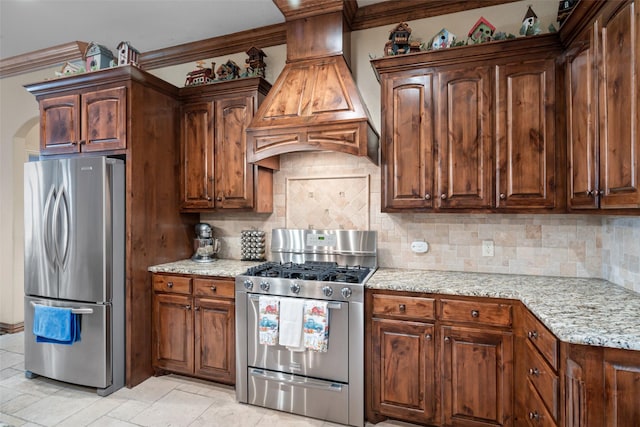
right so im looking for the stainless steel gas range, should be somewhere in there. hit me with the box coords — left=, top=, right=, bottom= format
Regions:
left=235, top=228, right=377, bottom=427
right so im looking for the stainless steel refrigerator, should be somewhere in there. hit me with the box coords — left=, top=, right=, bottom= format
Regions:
left=24, top=156, right=125, bottom=396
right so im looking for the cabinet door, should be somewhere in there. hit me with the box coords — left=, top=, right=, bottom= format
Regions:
left=566, top=23, right=600, bottom=209
left=181, top=102, right=215, bottom=209
left=214, top=96, right=255, bottom=209
left=598, top=0, right=640, bottom=208
left=496, top=59, right=556, bottom=209
left=603, top=348, right=640, bottom=427
left=152, top=293, right=194, bottom=375
left=194, top=297, right=235, bottom=384
left=40, top=94, right=81, bottom=155
left=437, top=66, right=493, bottom=209
left=371, top=318, right=436, bottom=424
left=382, top=74, right=435, bottom=210
left=442, top=325, right=513, bottom=427
left=81, top=86, right=127, bottom=152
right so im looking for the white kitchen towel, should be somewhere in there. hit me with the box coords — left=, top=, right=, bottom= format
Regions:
left=278, top=298, right=305, bottom=351
left=303, top=300, right=329, bottom=352
left=258, top=296, right=280, bottom=346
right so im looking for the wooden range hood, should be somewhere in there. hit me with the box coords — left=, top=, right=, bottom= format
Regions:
left=246, top=0, right=379, bottom=166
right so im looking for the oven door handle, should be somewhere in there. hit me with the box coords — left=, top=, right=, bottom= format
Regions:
left=249, top=369, right=345, bottom=392
left=248, top=294, right=342, bottom=310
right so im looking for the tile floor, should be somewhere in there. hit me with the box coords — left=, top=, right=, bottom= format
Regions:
left=0, top=332, right=416, bottom=427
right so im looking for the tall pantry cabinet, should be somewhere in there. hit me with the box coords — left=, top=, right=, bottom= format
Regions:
left=25, top=66, right=198, bottom=387
left=564, top=0, right=640, bottom=210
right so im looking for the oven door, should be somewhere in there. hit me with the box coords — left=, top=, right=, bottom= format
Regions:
left=247, top=294, right=349, bottom=383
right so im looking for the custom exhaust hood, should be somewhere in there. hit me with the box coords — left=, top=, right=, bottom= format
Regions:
left=246, top=0, right=379, bottom=166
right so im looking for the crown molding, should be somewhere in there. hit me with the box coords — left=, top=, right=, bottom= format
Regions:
left=0, top=41, right=87, bottom=79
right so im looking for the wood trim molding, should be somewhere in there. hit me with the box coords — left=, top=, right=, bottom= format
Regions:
left=0, top=1, right=523, bottom=78
left=0, top=321, right=24, bottom=334
left=0, top=41, right=87, bottom=79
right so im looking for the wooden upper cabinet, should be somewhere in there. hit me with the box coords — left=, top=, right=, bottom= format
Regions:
left=38, top=86, right=127, bottom=155
left=178, top=78, right=273, bottom=212
left=598, top=0, right=639, bottom=209
left=381, top=73, right=434, bottom=210
left=436, top=66, right=493, bottom=209
left=565, top=0, right=639, bottom=210
left=496, top=58, right=556, bottom=209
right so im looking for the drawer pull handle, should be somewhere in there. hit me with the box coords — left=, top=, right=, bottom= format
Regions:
left=425, top=334, right=432, bottom=341
left=528, top=367, right=540, bottom=377
left=471, top=310, right=479, bottom=318
left=167, top=282, right=174, bottom=288
left=210, top=285, right=217, bottom=292
left=528, top=411, right=541, bottom=421
left=528, top=330, right=539, bottom=339
left=399, top=304, right=406, bottom=312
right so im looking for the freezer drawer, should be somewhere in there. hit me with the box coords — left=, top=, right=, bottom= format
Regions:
left=248, top=368, right=350, bottom=425
left=24, top=296, right=111, bottom=389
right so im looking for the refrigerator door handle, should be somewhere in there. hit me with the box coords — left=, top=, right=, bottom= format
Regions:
left=30, top=301, right=94, bottom=315
left=52, top=185, right=71, bottom=270
left=43, top=185, right=57, bottom=269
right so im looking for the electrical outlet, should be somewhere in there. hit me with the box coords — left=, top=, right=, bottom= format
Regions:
left=482, top=240, right=494, bottom=257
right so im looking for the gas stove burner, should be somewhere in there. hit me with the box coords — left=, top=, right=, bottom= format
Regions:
left=245, top=261, right=371, bottom=284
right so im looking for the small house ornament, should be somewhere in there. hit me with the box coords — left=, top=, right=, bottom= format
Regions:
left=55, top=61, right=84, bottom=77
left=117, top=41, right=140, bottom=66
left=557, top=0, right=577, bottom=25
left=467, top=17, right=496, bottom=44
left=84, top=42, right=115, bottom=71
left=185, top=61, right=216, bottom=86
left=243, top=46, right=267, bottom=77
left=429, top=28, right=456, bottom=50
left=520, top=5, right=542, bottom=36
left=216, top=60, right=241, bottom=80
left=385, top=22, right=412, bottom=55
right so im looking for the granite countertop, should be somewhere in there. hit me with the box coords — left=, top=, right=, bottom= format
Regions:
left=369, top=268, right=640, bottom=351
left=148, top=258, right=260, bottom=277
left=149, top=259, right=640, bottom=351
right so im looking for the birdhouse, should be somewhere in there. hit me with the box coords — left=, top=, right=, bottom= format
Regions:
left=557, top=0, right=577, bottom=25
left=244, top=46, right=267, bottom=77
left=55, top=61, right=84, bottom=77
left=84, top=42, right=115, bottom=71
left=520, top=5, right=541, bottom=36
left=430, top=28, right=456, bottom=50
left=216, top=60, right=240, bottom=81
left=185, top=61, right=215, bottom=86
left=117, top=41, right=140, bottom=66
left=386, top=22, right=412, bottom=55
left=467, top=17, right=496, bottom=44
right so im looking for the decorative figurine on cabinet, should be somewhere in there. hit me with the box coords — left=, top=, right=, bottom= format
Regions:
left=184, top=61, right=216, bottom=86
left=520, top=5, right=542, bottom=36
left=243, top=46, right=267, bottom=77
left=429, top=28, right=456, bottom=50
left=557, top=0, right=577, bottom=25
left=84, top=42, right=115, bottom=71
left=467, top=17, right=496, bottom=44
left=116, top=41, right=140, bottom=66
left=55, top=61, right=84, bottom=77
left=385, top=22, right=413, bottom=55
left=216, top=60, right=240, bottom=80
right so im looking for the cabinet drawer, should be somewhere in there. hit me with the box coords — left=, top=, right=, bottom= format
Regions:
left=439, top=299, right=512, bottom=327
left=522, top=308, right=559, bottom=370
left=372, top=294, right=435, bottom=321
left=193, top=278, right=234, bottom=299
left=522, top=339, right=559, bottom=420
left=522, top=380, right=558, bottom=427
left=153, top=275, right=192, bottom=294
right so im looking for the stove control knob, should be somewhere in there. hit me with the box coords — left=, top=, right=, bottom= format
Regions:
left=341, top=287, right=352, bottom=299
left=259, top=281, right=270, bottom=292
left=290, top=282, right=301, bottom=294
left=243, top=280, right=253, bottom=290
left=322, top=286, right=333, bottom=297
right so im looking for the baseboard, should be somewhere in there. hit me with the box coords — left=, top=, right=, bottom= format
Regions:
left=0, top=322, right=24, bottom=334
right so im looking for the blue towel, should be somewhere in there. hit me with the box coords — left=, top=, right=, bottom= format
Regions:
left=33, top=305, right=81, bottom=345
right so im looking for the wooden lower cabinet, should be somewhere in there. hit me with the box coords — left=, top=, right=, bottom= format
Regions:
left=152, top=274, right=235, bottom=385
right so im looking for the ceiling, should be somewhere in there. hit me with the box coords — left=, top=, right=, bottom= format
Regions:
left=0, top=0, right=386, bottom=61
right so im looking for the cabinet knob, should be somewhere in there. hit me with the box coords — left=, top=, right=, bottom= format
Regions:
left=440, top=193, right=447, bottom=200
left=499, top=193, right=506, bottom=200
left=425, top=334, right=432, bottom=341
left=167, top=282, right=174, bottom=288
left=528, top=367, right=540, bottom=377
left=216, top=197, right=223, bottom=201
left=79, top=140, right=86, bottom=145
left=598, top=189, right=604, bottom=196
left=398, top=304, right=406, bottom=312
left=528, top=411, right=541, bottom=421
left=185, top=304, right=191, bottom=310
left=71, top=141, right=78, bottom=146
left=210, top=285, right=217, bottom=292
left=206, top=196, right=212, bottom=201
left=586, top=190, right=593, bottom=197
left=194, top=306, right=200, bottom=311
left=424, top=193, right=431, bottom=200
left=528, top=330, right=539, bottom=340
left=444, top=336, right=451, bottom=343
left=471, top=310, right=479, bottom=318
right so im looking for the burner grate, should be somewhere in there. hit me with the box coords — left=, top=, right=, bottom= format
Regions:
left=244, top=261, right=370, bottom=283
